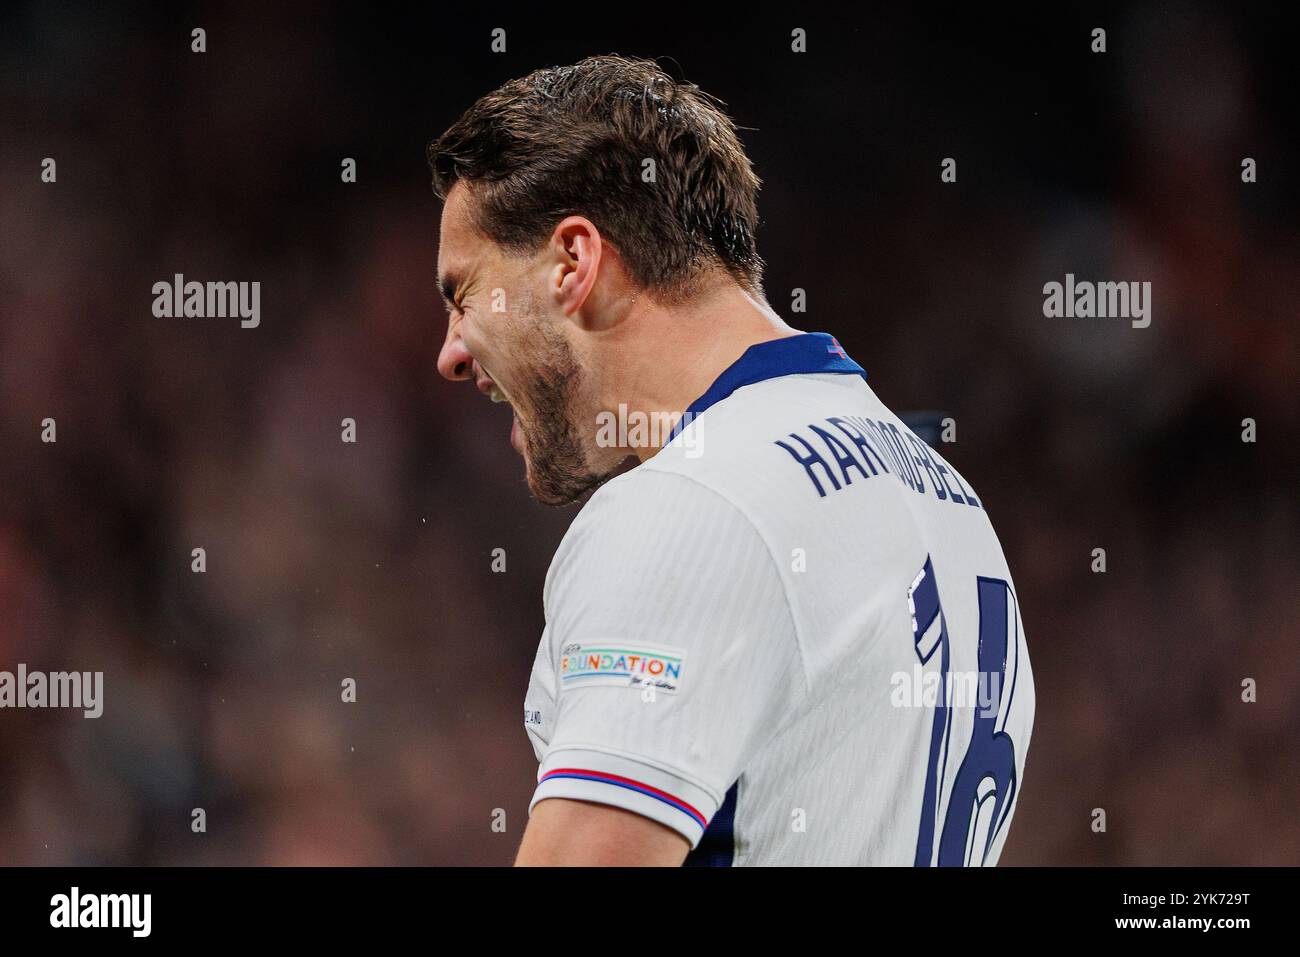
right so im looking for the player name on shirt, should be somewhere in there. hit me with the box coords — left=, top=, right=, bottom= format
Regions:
left=776, top=415, right=983, bottom=507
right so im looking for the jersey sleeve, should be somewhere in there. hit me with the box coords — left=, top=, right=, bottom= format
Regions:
left=530, top=468, right=805, bottom=848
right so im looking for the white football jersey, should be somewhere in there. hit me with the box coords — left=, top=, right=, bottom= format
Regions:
left=524, top=332, right=1035, bottom=866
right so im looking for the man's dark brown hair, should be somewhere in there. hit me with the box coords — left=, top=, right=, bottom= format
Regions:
left=428, top=55, right=764, bottom=299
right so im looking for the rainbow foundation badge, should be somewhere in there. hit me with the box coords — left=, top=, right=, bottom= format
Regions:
left=559, top=643, right=686, bottom=694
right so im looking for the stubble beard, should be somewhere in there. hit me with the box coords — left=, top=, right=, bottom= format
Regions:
left=519, top=330, right=618, bottom=507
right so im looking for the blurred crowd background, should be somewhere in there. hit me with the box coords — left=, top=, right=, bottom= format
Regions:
left=1, top=3, right=1295, bottom=865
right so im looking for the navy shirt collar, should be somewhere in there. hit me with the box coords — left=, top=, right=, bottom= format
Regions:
left=678, top=332, right=865, bottom=431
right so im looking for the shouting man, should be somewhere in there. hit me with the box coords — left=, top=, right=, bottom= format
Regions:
left=429, top=55, right=1034, bottom=866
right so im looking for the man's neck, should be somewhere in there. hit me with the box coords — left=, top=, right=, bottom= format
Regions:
left=599, top=277, right=800, bottom=462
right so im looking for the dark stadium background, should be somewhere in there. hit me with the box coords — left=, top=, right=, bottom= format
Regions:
left=1, top=2, right=1296, bottom=865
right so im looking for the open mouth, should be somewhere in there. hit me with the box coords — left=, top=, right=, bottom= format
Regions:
left=477, top=371, right=523, bottom=455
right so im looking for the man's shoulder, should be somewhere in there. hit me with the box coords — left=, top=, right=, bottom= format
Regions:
left=542, top=462, right=773, bottom=609
left=570, top=465, right=750, bottom=547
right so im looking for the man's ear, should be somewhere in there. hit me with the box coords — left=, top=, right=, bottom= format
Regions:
left=548, top=216, right=603, bottom=323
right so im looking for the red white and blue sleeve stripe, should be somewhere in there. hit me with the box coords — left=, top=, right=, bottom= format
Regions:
left=531, top=747, right=722, bottom=848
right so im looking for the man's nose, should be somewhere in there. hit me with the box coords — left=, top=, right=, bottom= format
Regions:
left=437, top=322, right=473, bottom=381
